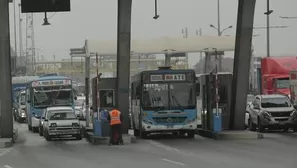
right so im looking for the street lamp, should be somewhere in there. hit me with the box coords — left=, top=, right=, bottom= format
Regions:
left=209, top=24, right=233, bottom=36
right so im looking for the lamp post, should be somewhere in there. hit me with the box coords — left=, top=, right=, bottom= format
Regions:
left=264, top=0, right=273, bottom=57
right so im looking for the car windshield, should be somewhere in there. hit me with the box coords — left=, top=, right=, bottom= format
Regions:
left=261, top=97, right=291, bottom=108
left=32, top=85, right=73, bottom=107
left=48, top=110, right=76, bottom=120
left=142, top=82, right=195, bottom=110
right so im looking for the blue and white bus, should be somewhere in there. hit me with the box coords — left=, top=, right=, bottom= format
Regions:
left=130, top=67, right=197, bottom=138
left=26, top=75, right=75, bottom=132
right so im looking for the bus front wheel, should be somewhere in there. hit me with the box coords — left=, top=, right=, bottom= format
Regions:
left=187, top=131, right=195, bottom=138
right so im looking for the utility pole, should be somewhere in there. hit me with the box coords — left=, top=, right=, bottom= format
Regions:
left=18, top=3, right=23, bottom=59
left=264, top=0, right=273, bottom=57
left=0, top=0, right=14, bottom=138
left=13, top=0, right=17, bottom=67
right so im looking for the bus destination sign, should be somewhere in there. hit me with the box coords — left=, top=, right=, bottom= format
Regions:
left=32, top=79, right=71, bottom=87
left=150, top=74, right=186, bottom=82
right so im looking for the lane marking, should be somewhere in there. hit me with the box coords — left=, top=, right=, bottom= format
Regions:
left=0, top=148, right=12, bottom=157
left=161, top=158, right=185, bottom=166
left=3, top=165, right=13, bottom=168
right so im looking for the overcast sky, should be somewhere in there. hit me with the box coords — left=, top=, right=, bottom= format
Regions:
left=8, top=0, right=297, bottom=67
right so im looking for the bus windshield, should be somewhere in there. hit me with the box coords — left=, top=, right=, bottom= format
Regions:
left=142, top=82, right=195, bottom=110
left=32, top=85, right=73, bottom=107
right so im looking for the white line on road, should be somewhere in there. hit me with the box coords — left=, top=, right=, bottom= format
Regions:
left=161, top=158, right=185, bottom=166
left=3, top=165, right=13, bottom=168
left=0, top=148, right=12, bottom=157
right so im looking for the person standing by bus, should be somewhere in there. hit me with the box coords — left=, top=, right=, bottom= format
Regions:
left=107, top=107, right=123, bottom=145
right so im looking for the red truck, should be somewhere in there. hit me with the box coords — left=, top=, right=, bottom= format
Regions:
left=260, top=56, right=297, bottom=96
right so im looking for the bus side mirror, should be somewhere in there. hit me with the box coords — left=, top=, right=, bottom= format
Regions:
left=74, top=96, right=77, bottom=100
left=196, top=83, right=200, bottom=96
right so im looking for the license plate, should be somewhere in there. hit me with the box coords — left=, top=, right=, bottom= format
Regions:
left=167, top=125, right=173, bottom=128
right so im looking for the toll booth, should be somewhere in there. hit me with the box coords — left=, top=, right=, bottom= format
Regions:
left=91, top=77, right=117, bottom=137
left=198, top=72, right=232, bottom=131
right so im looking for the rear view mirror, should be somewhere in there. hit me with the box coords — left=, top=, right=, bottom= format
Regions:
left=196, top=83, right=200, bottom=96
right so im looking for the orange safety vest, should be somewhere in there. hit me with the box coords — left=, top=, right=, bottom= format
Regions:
left=109, top=109, right=121, bottom=125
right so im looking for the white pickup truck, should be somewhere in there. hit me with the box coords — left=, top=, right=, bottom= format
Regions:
left=42, top=106, right=82, bottom=141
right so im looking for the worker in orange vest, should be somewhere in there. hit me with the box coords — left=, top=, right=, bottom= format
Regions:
left=107, top=107, right=123, bottom=145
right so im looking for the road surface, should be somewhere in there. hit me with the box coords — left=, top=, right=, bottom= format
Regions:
left=0, top=122, right=296, bottom=168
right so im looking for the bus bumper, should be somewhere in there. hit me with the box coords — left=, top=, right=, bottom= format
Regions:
left=142, top=121, right=197, bottom=132
left=31, top=117, right=40, bottom=127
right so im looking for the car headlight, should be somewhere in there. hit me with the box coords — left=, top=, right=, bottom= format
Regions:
left=290, top=110, right=297, bottom=117
left=186, top=118, right=196, bottom=123
left=262, top=111, right=272, bottom=120
left=41, top=121, right=44, bottom=125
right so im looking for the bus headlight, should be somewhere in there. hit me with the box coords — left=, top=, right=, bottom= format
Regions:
left=186, top=118, right=196, bottom=123
left=142, top=119, right=153, bottom=125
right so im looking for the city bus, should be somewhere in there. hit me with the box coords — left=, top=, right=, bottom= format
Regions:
left=130, top=67, right=197, bottom=138
left=26, top=74, right=76, bottom=132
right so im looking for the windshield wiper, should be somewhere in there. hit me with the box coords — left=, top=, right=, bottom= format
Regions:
left=170, top=90, right=184, bottom=111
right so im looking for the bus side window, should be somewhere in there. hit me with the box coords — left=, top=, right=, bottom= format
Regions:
left=196, top=83, right=200, bottom=96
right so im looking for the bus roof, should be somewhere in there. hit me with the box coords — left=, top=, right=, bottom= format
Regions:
left=196, top=72, right=232, bottom=77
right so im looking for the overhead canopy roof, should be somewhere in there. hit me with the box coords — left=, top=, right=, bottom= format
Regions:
left=85, top=36, right=235, bottom=55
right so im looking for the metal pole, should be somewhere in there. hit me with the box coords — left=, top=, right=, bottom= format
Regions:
left=217, top=0, right=223, bottom=72
left=13, top=0, right=17, bottom=57
left=266, top=0, right=271, bottom=57
left=18, top=3, right=23, bottom=58
left=0, top=0, right=13, bottom=138
left=217, top=0, right=221, bottom=34
left=85, top=55, right=90, bottom=127
left=96, top=53, right=100, bottom=120
left=214, top=49, right=219, bottom=116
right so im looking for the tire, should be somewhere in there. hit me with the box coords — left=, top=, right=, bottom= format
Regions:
left=75, top=134, right=82, bottom=140
left=248, top=115, right=256, bottom=131
left=39, top=127, right=43, bottom=136
left=140, top=131, right=148, bottom=139
left=257, top=118, right=265, bottom=132
left=28, top=124, right=32, bottom=131
left=45, top=131, right=52, bottom=141
left=32, top=127, right=39, bottom=133
left=187, top=131, right=195, bottom=138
